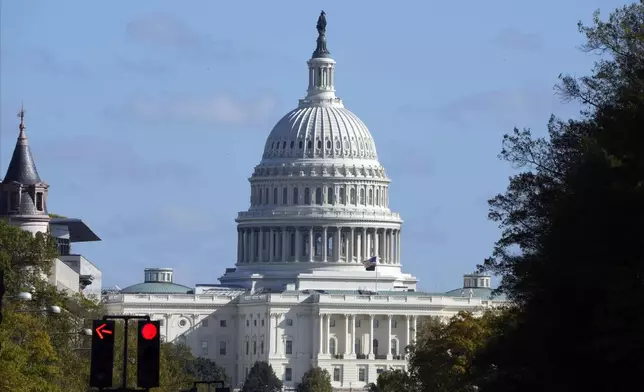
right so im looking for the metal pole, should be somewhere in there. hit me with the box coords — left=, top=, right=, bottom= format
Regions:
left=122, top=319, right=128, bottom=388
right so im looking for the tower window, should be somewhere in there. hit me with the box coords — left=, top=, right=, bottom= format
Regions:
left=264, top=188, right=269, bottom=205
left=307, top=140, right=312, bottom=149
left=327, top=187, right=334, bottom=204
left=326, top=140, right=331, bottom=149
left=315, top=188, right=322, bottom=205
left=36, top=192, right=44, bottom=211
left=290, top=141, right=295, bottom=149
left=293, top=188, right=299, bottom=205
left=282, top=141, right=286, bottom=149
left=299, top=141, right=303, bottom=149
left=350, top=188, right=356, bottom=204
left=282, top=187, right=288, bottom=205
left=273, top=188, right=278, bottom=205
left=339, top=187, right=346, bottom=204
left=368, top=189, right=373, bottom=205
left=9, top=192, right=19, bottom=210
left=317, top=140, right=322, bottom=149
left=359, top=188, right=365, bottom=205
left=304, top=188, right=311, bottom=204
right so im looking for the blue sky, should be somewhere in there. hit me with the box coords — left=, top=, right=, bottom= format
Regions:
left=0, top=0, right=630, bottom=292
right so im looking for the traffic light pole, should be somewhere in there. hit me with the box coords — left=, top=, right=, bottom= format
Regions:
left=102, top=315, right=150, bottom=390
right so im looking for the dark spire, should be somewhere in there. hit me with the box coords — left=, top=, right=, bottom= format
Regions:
left=312, top=10, right=331, bottom=58
left=2, top=105, right=42, bottom=185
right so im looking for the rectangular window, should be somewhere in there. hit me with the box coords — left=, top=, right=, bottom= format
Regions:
left=377, top=368, right=384, bottom=375
left=285, top=367, right=292, bottom=382
left=219, top=341, right=226, bottom=355
left=202, top=318, right=208, bottom=328
left=356, top=320, right=361, bottom=328
left=220, top=319, right=227, bottom=327
left=9, top=192, right=19, bottom=210
left=330, top=319, right=336, bottom=327
left=36, top=192, right=43, bottom=211
left=285, top=340, right=293, bottom=355
left=246, top=341, right=249, bottom=355
left=260, top=340, right=264, bottom=354
left=358, top=367, right=366, bottom=382
left=286, top=319, right=293, bottom=326
left=333, top=367, right=341, bottom=382
left=201, top=341, right=208, bottom=356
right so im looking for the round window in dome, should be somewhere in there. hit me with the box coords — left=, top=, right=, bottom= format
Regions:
left=179, top=319, right=187, bottom=327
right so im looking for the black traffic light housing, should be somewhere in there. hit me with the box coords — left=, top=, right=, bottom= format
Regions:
left=90, top=319, right=116, bottom=388
left=137, top=320, right=161, bottom=388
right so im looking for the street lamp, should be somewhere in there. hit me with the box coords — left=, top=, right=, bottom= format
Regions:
left=10, top=292, right=33, bottom=301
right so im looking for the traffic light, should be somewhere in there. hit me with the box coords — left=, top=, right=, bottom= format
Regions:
left=137, top=320, right=161, bottom=388
left=89, top=319, right=115, bottom=388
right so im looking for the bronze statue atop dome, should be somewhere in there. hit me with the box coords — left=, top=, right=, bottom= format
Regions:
left=316, top=10, right=327, bottom=37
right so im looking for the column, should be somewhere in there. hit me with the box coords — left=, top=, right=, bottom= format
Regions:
left=388, top=230, right=393, bottom=264
left=273, top=314, right=279, bottom=354
left=237, top=230, right=242, bottom=262
left=368, top=314, right=374, bottom=358
left=344, top=315, right=350, bottom=355
left=258, top=228, right=264, bottom=262
left=250, top=229, right=256, bottom=262
left=384, top=229, right=389, bottom=264
left=333, top=228, right=341, bottom=262
left=350, top=316, right=356, bottom=355
left=362, top=229, right=368, bottom=260
left=295, top=228, right=301, bottom=262
left=412, top=316, right=417, bottom=342
left=308, top=228, right=314, bottom=262
left=374, top=229, right=380, bottom=262
left=322, top=227, right=328, bottom=262
left=318, top=314, right=324, bottom=355
left=269, top=228, right=275, bottom=262
left=325, top=313, right=331, bottom=354
left=386, top=315, right=393, bottom=359
left=348, top=228, right=354, bottom=263
left=405, top=315, right=411, bottom=348
left=397, top=230, right=401, bottom=264
left=281, top=227, right=288, bottom=262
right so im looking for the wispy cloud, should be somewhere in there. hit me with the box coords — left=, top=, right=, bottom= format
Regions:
left=37, top=137, right=198, bottom=184
left=19, top=48, right=87, bottom=78
left=108, top=93, right=278, bottom=127
left=494, top=28, right=543, bottom=51
left=125, top=13, right=234, bottom=61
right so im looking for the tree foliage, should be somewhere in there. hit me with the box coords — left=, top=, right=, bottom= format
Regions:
left=370, top=368, right=414, bottom=392
left=477, top=2, right=644, bottom=391
left=242, top=361, right=282, bottom=392
left=296, top=367, right=332, bottom=392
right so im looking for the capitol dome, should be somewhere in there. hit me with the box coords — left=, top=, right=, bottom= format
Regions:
left=220, top=12, right=417, bottom=293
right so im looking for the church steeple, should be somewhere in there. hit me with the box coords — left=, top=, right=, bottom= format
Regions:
left=300, top=11, right=343, bottom=108
left=0, top=106, right=50, bottom=235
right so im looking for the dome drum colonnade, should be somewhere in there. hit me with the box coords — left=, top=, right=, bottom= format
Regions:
left=234, top=10, right=403, bottom=275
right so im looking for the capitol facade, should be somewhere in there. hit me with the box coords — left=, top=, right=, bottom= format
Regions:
left=103, top=13, right=505, bottom=391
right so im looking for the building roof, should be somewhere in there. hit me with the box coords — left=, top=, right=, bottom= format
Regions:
left=2, top=108, right=42, bottom=185
left=443, top=287, right=506, bottom=301
left=120, top=282, right=194, bottom=294
left=50, top=218, right=101, bottom=242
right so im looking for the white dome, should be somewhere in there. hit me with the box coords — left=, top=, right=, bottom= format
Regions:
left=261, top=105, right=378, bottom=162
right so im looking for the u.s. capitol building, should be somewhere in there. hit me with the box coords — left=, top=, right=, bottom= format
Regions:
left=104, top=12, right=504, bottom=391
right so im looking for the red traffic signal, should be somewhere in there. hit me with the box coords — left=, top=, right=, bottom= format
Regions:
left=141, top=322, right=158, bottom=340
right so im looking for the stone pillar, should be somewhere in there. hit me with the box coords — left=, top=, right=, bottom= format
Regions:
left=362, top=229, right=368, bottom=261
left=295, top=228, right=301, bottom=262
left=412, top=316, right=417, bottom=342
left=273, top=313, right=280, bottom=354
left=308, top=228, right=314, bottom=262
left=325, top=314, right=331, bottom=354
left=333, top=228, right=341, bottom=262
left=368, top=314, right=374, bottom=358
left=269, top=228, right=274, bottom=262
left=281, top=227, right=288, bottom=262
left=386, top=315, right=393, bottom=359
left=250, top=229, right=256, bottom=262
left=237, top=229, right=242, bottom=262
left=405, top=315, right=411, bottom=349
left=258, top=228, right=264, bottom=262
left=374, top=229, right=380, bottom=262
left=345, top=315, right=351, bottom=355
left=322, top=227, right=328, bottom=262
left=388, top=230, right=393, bottom=264
left=319, top=314, right=325, bottom=355
left=397, top=230, right=401, bottom=264
left=350, top=315, right=356, bottom=356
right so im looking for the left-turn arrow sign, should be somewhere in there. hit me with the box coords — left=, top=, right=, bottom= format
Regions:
left=95, top=323, right=113, bottom=339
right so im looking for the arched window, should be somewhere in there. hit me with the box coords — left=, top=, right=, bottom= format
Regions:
left=245, top=340, right=249, bottom=355
left=290, top=141, right=295, bottom=149
left=299, top=141, right=303, bottom=149
left=282, top=141, right=286, bottom=149
left=282, top=187, right=288, bottom=205
left=373, top=339, right=379, bottom=355
left=293, top=188, right=299, bottom=205
left=273, top=188, right=278, bottom=205
left=264, top=188, right=269, bottom=205
left=307, top=140, right=312, bottom=149
left=253, top=340, right=257, bottom=354
left=391, top=339, right=398, bottom=355
left=359, top=188, right=365, bottom=205
left=304, top=188, right=311, bottom=204
left=350, top=188, right=356, bottom=204
left=355, top=338, right=361, bottom=355
left=315, top=188, right=322, bottom=205
left=317, top=140, right=322, bottom=149
left=376, top=189, right=380, bottom=206
left=339, top=187, right=346, bottom=204
left=329, top=338, right=336, bottom=355
left=368, top=189, right=373, bottom=205
left=327, top=187, right=334, bottom=204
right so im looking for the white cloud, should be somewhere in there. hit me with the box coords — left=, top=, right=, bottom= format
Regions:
left=114, top=94, right=278, bottom=126
left=495, top=28, right=543, bottom=51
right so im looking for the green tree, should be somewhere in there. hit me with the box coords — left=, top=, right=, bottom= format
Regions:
left=370, top=368, right=414, bottom=392
left=186, top=356, right=229, bottom=384
left=407, top=311, right=497, bottom=392
left=477, top=2, right=644, bottom=392
left=241, top=361, right=282, bottom=392
left=296, top=367, right=332, bottom=392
